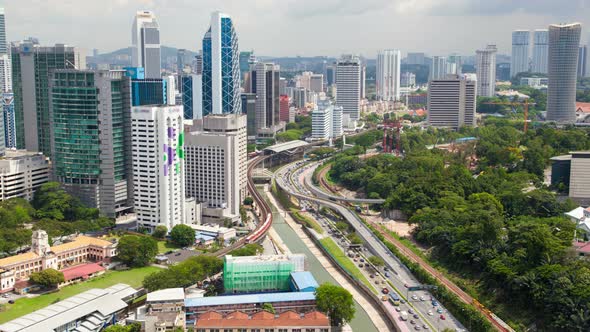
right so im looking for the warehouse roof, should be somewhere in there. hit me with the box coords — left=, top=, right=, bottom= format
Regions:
left=147, top=288, right=185, bottom=303
left=290, top=272, right=319, bottom=291
left=185, top=292, right=315, bottom=307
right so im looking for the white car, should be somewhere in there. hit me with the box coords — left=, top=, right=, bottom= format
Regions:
left=411, top=295, right=418, bottom=300
left=427, top=310, right=433, bottom=316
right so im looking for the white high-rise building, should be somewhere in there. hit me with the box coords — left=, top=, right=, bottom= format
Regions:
left=311, top=100, right=343, bottom=139
left=0, top=54, right=10, bottom=92
left=165, top=75, right=176, bottom=105
left=332, top=105, right=343, bottom=137
left=376, top=50, right=401, bottom=101
left=185, top=114, right=247, bottom=224
left=336, top=55, right=361, bottom=121
left=430, top=56, right=447, bottom=81
left=532, top=29, right=549, bottom=73
left=132, top=105, right=186, bottom=232
left=547, top=23, right=581, bottom=124
left=511, top=30, right=530, bottom=77
left=476, top=45, right=497, bottom=97
left=427, top=74, right=477, bottom=129
left=131, top=10, right=161, bottom=79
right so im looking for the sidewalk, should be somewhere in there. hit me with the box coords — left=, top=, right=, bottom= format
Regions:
left=264, top=185, right=390, bottom=332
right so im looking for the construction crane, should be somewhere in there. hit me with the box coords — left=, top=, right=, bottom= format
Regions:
left=482, top=100, right=536, bottom=133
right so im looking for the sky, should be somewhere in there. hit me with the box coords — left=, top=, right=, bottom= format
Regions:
left=3, top=0, right=590, bottom=58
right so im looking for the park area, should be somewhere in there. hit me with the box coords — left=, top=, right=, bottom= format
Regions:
left=0, top=266, right=162, bottom=323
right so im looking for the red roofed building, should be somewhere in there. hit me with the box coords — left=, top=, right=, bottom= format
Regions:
left=60, top=262, right=105, bottom=287
left=576, top=102, right=590, bottom=123
left=194, top=310, right=331, bottom=331
left=280, top=95, right=290, bottom=122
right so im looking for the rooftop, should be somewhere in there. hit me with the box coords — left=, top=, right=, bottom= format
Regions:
left=290, top=272, right=319, bottom=291
left=185, top=291, right=316, bottom=307
left=551, top=154, right=572, bottom=161
left=225, top=254, right=304, bottom=264
left=576, top=102, right=590, bottom=114
left=147, top=288, right=185, bottom=303
left=263, top=140, right=308, bottom=154
left=195, top=310, right=329, bottom=328
left=61, top=263, right=105, bottom=282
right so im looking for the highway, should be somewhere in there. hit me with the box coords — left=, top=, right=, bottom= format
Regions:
left=275, top=161, right=467, bottom=332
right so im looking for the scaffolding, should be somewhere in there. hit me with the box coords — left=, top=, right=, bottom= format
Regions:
left=223, top=254, right=305, bottom=294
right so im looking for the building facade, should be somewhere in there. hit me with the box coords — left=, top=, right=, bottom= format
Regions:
left=240, top=93, right=256, bottom=140
left=182, top=75, right=203, bottom=120
left=546, top=23, right=581, bottom=124
left=131, top=10, right=161, bottom=79
left=570, top=151, right=590, bottom=204
left=401, top=72, right=416, bottom=87
left=430, top=56, right=447, bottom=81
left=185, top=114, right=246, bottom=224
left=0, top=150, right=49, bottom=201
left=11, top=42, right=83, bottom=154
left=132, top=105, right=187, bottom=232
left=511, top=30, right=530, bottom=77
left=376, top=49, right=401, bottom=101
left=49, top=70, right=133, bottom=218
left=2, top=92, right=14, bottom=148
left=279, top=94, right=290, bottom=122
left=427, top=74, right=477, bottom=129
left=475, top=45, right=497, bottom=97
left=202, top=12, right=241, bottom=116
left=335, top=55, right=361, bottom=121
left=532, top=29, right=549, bottom=74
left=0, top=53, right=11, bottom=93
left=579, top=45, right=588, bottom=78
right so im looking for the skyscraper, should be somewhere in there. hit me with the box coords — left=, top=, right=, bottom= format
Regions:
left=430, top=56, right=447, bottom=81
left=12, top=42, right=83, bottom=154
left=447, top=55, right=462, bottom=75
left=239, top=51, right=252, bottom=80
left=376, top=49, right=401, bottom=101
left=336, top=55, right=361, bottom=122
left=476, top=45, right=497, bottom=97
left=579, top=45, right=588, bottom=78
left=2, top=93, right=15, bottom=148
left=511, top=30, right=530, bottom=77
left=546, top=23, right=581, bottom=124
left=0, top=8, right=6, bottom=55
left=0, top=54, right=11, bottom=92
left=182, top=75, right=203, bottom=120
left=185, top=114, right=247, bottom=224
left=49, top=70, right=133, bottom=217
left=132, top=105, right=187, bottom=232
left=124, top=67, right=168, bottom=106
left=532, top=29, right=549, bottom=73
left=240, top=93, right=256, bottom=139
left=428, top=74, right=477, bottom=129
left=202, top=12, right=241, bottom=116
left=131, top=10, right=161, bottom=79
left=250, top=62, right=281, bottom=138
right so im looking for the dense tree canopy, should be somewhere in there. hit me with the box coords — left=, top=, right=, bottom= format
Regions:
left=315, top=283, right=356, bottom=327
left=142, top=256, right=223, bottom=291
left=29, top=269, right=65, bottom=288
left=169, top=224, right=196, bottom=247
left=117, top=235, right=158, bottom=267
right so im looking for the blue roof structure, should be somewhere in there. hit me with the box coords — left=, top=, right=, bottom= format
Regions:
left=290, top=272, right=319, bottom=292
left=195, top=233, right=217, bottom=241
left=185, top=292, right=315, bottom=307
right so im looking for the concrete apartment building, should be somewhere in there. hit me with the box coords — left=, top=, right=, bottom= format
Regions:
left=427, top=74, right=477, bottom=129
left=311, top=100, right=342, bottom=140
left=376, top=49, right=401, bottom=101
left=511, top=30, right=530, bottom=77
left=336, top=55, right=361, bottom=123
left=475, top=45, right=497, bottom=97
left=0, top=150, right=50, bottom=201
left=184, top=114, right=247, bottom=224
left=532, top=29, right=549, bottom=74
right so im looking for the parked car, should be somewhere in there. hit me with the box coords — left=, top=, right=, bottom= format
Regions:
left=440, top=314, right=446, bottom=320
left=382, top=288, right=389, bottom=294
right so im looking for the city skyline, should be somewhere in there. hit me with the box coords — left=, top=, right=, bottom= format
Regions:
left=3, top=0, right=589, bottom=58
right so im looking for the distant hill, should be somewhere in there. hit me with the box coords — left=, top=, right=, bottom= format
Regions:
left=87, top=46, right=199, bottom=69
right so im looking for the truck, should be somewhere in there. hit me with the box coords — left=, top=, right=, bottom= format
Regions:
left=400, top=311, right=409, bottom=321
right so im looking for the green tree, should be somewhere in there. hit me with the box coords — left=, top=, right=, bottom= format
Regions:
left=169, top=224, right=196, bottom=247
left=142, top=256, right=223, bottom=291
left=29, top=269, right=65, bottom=288
left=152, top=225, right=167, bottom=239
left=368, top=256, right=385, bottom=267
left=117, top=235, right=158, bottom=267
left=315, top=283, right=356, bottom=326
left=261, top=302, right=276, bottom=314
left=243, top=197, right=254, bottom=205
left=103, top=323, right=141, bottom=332
left=229, top=244, right=263, bottom=256
left=335, top=222, right=349, bottom=232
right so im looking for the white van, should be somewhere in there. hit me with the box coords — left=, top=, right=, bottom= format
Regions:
left=400, top=311, right=409, bottom=321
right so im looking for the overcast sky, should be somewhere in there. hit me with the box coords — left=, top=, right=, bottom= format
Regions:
left=3, top=0, right=590, bottom=58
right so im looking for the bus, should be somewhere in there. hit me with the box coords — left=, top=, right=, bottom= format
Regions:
left=389, top=292, right=401, bottom=306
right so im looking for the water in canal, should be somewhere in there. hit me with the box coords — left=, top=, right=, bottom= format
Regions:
left=263, top=191, right=378, bottom=332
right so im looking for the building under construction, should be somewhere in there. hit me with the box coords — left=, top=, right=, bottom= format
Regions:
left=223, top=254, right=306, bottom=294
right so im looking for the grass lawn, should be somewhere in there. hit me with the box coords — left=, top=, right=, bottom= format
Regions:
left=0, top=266, right=162, bottom=323
left=319, top=237, right=376, bottom=292
left=157, top=240, right=180, bottom=254
left=290, top=209, right=324, bottom=234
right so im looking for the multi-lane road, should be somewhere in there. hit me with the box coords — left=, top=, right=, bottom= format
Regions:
left=275, top=160, right=467, bottom=332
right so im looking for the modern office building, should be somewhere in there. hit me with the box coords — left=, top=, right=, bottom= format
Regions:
left=164, top=75, right=176, bottom=105
left=279, top=94, right=290, bottom=122
left=532, top=29, right=549, bottom=73
left=427, top=74, right=477, bottom=129
left=131, top=105, right=188, bottom=232
left=579, top=45, right=588, bottom=78
left=569, top=151, right=590, bottom=204
left=311, top=99, right=342, bottom=140
left=131, top=10, right=161, bottom=79
left=476, top=45, right=497, bottom=97
left=124, top=67, right=167, bottom=106
left=239, top=51, right=253, bottom=81
left=49, top=70, right=133, bottom=218
left=360, top=62, right=366, bottom=100
left=182, top=74, right=203, bottom=120
left=12, top=42, right=83, bottom=154
left=309, top=73, right=324, bottom=93
left=2, top=92, right=15, bottom=148
left=202, top=12, right=241, bottom=116
left=223, top=254, right=305, bottom=294
left=447, top=55, right=462, bottom=75
left=0, top=150, right=49, bottom=201
left=430, top=56, right=447, bottom=81
left=546, top=23, right=581, bottom=124
left=240, top=93, right=256, bottom=139
left=511, top=30, right=530, bottom=77
left=185, top=114, right=247, bottom=224
left=249, top=62, right=282, bottom=137
left=401, top=72, right=416, bottom=87
left=326, top=65, right=335, bottom=86
left=0, top=8, right=6, bottom=55
left=336, top=55, right=361, bottom=121
left=376, top=49, right=401, bottom=101
left=0, top=54, right=11, bottom=93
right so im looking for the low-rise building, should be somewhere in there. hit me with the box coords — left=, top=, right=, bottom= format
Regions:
left=0, top=283, right=137, bottom=332
left=190, top=224, right=237, bottom=244
left=194, top=310, right=330, bottom=332
left=144, top=288, right=186, bottom=332
left=0, top=150, right=50, bottom=201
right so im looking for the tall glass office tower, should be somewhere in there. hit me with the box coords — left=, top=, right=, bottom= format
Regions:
left=131, top=11, right=161, bottom=79
left=202, top=12, right=241, bottom=116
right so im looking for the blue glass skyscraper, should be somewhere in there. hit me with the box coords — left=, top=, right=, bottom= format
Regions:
left=202, top=12, right=241, bottom=116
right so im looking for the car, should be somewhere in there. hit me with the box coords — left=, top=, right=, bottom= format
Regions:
left=370, top=274, right=375, bottom=278
left=382, top=288, right=389, bottom=294
left=413, top=314, right=419, bottom=319
left=353, top=258, right=358, bottom=262
left=408, top=309, right=414, bottom=314
left=395, top=307, right=401, bottom=312
left=385, top=272, right=390, bottom=277
left=381, top=280, right=386, bottom=284
left=432, top=300, right=439, bottom=306
left=175, top=252, right=181, bottom=256
left=360, top=258, right=365, bottom=263
left=384, top=267, right=389, bottom=271
left=419, top=296, right=425, bottom=301
left=8, top=299, right=14, bottom=304
left=400, top=299, right=406, bottom=304
left=414, top=326, right=422, bottom=331
left=165, top=250, right=173, bottom=255
left=427, top=310, right=433, bottom=316
left=410, top=320, right=416, bottom=325
left=381, top=295, right=388, bottom=301
left=358, top=263, right=364, bottom=268
left=404, top=283, right=409, bottom=288
left=374, top=279, right=380, bottom=284
left=437, top=308, right=443, bottom=314
left=440, top=314, right=446, bottom=320
left=422, top=324, right=429, bottom=330
left=411, top=295, right=418, bottom=300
